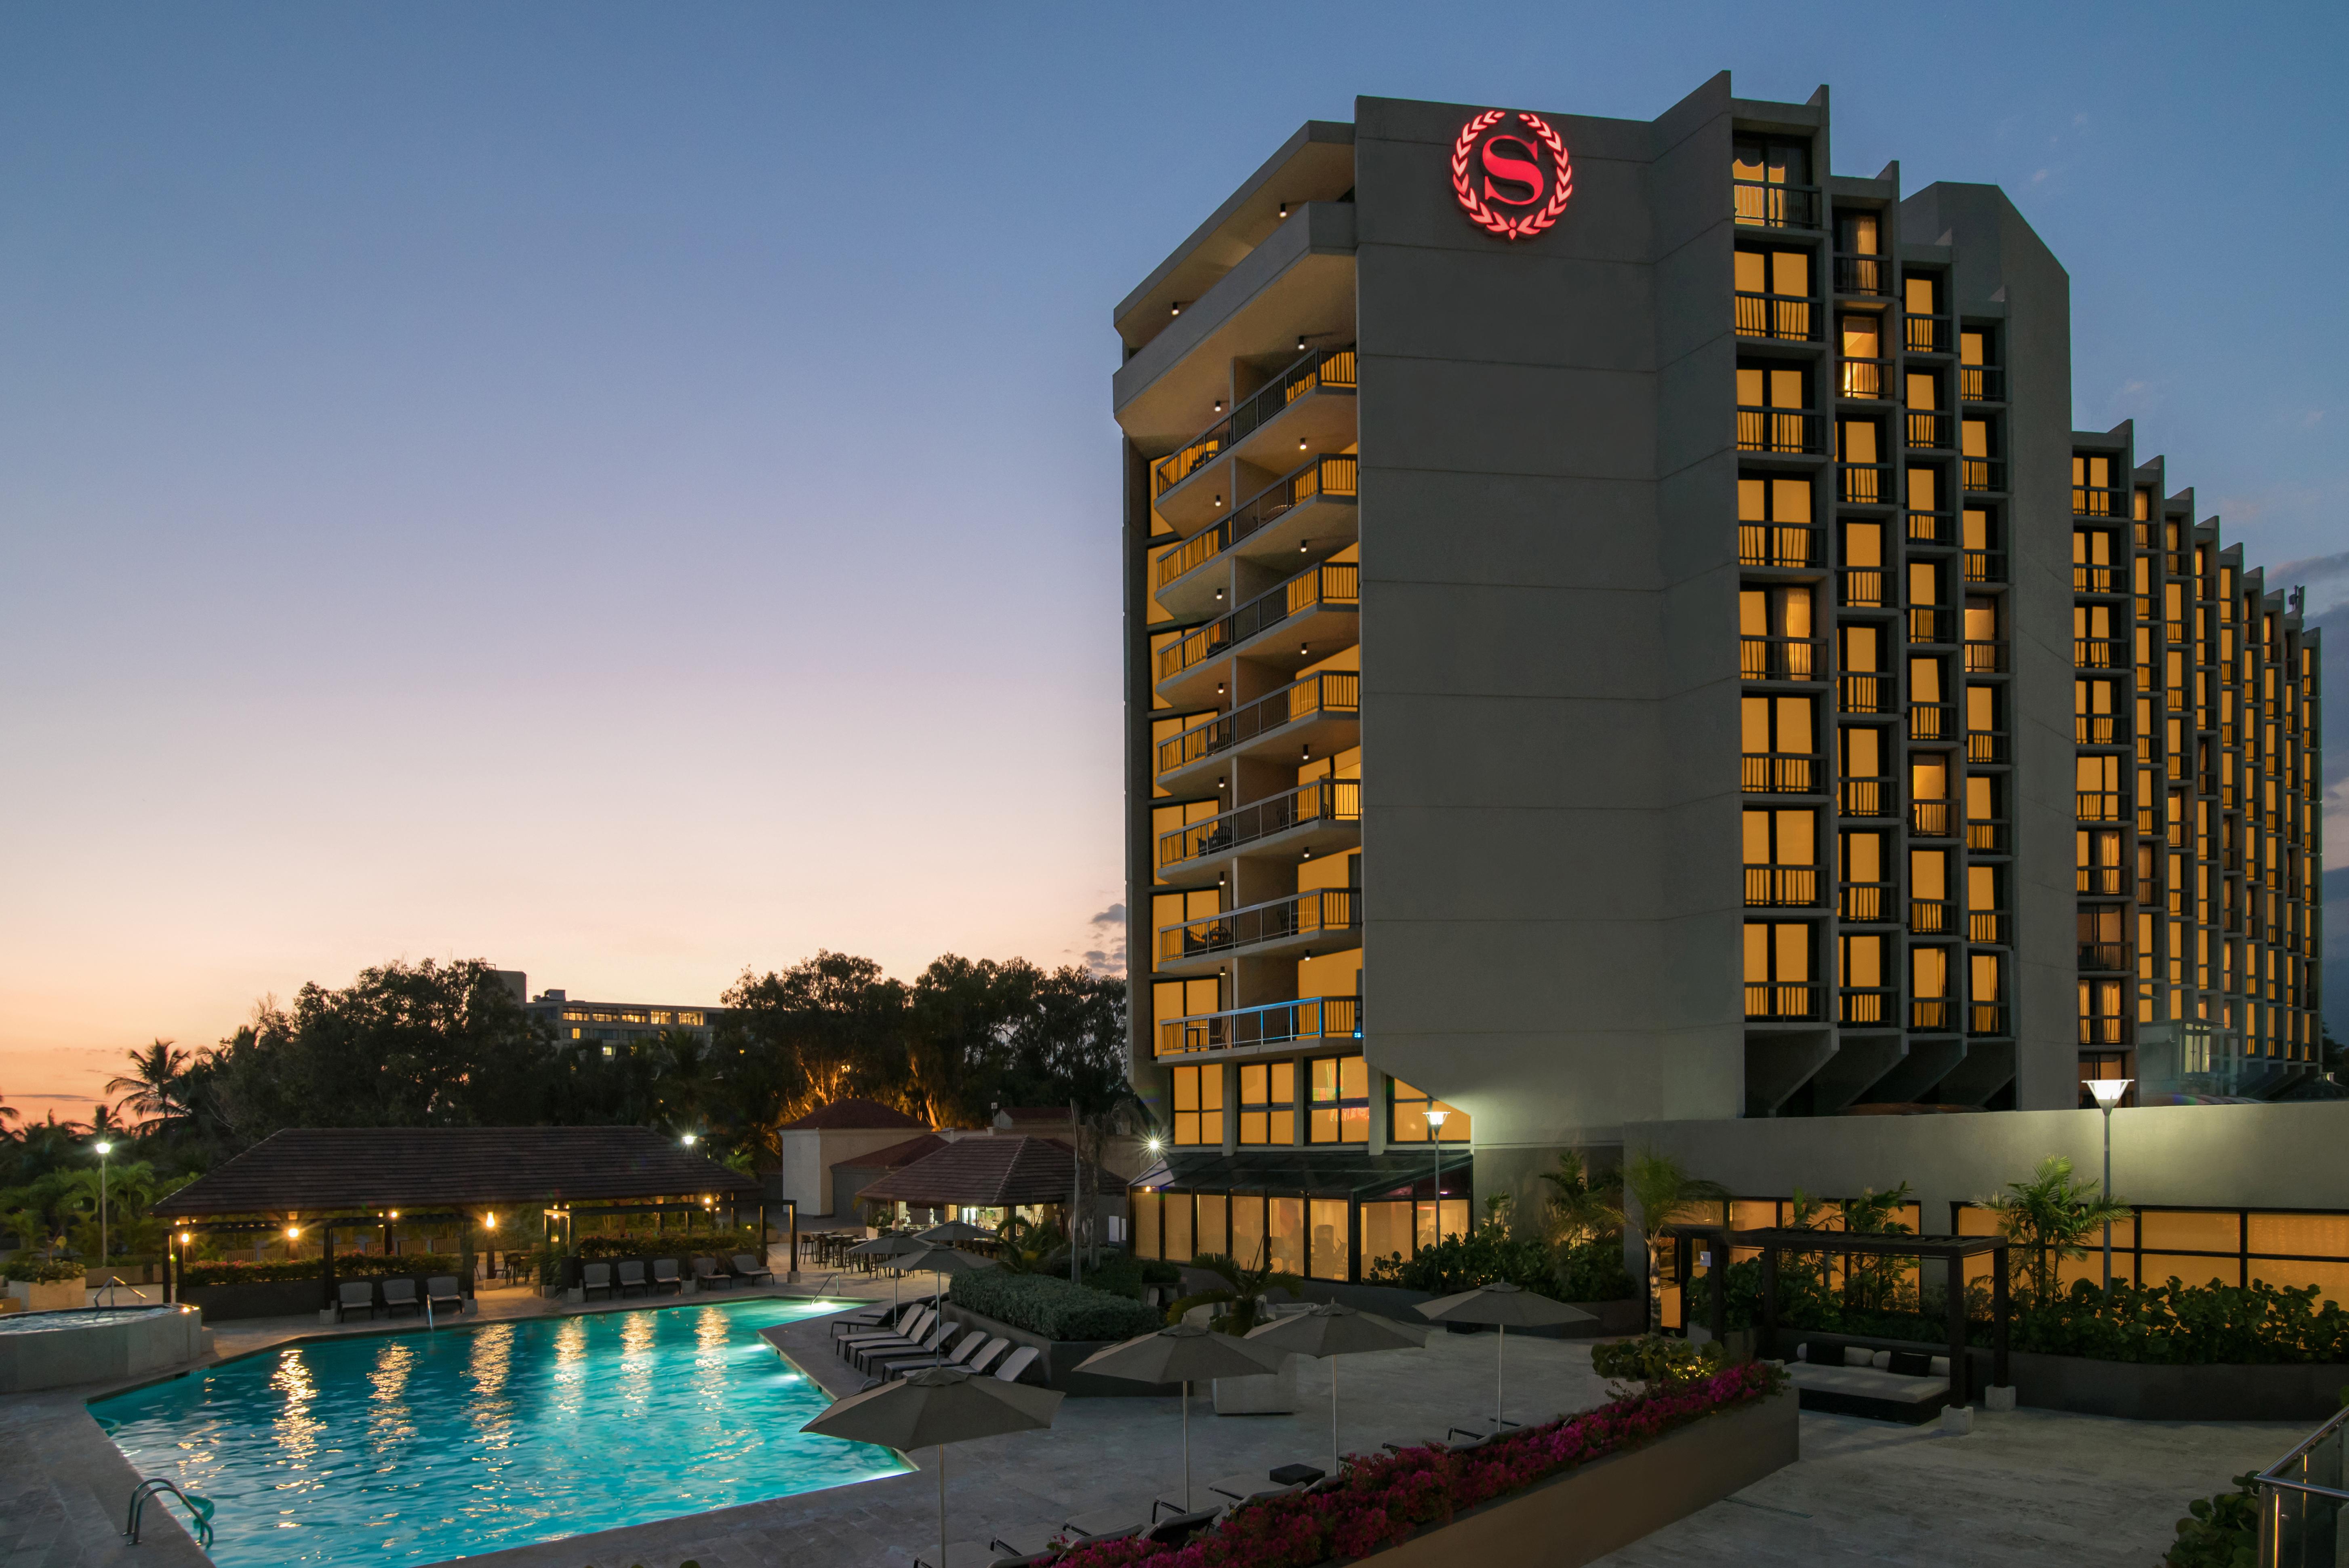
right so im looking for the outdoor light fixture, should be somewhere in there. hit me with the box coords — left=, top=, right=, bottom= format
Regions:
left=2083, top=1078, right=2131, bottom=1294
left=95, top=1140, right=113, bottom=1267
left=1299, top=643, right=1309, bottom=656
left=1297, top=335, right=1307, bottom=352
left=94, top=1140, right=112, bottom=1156
left=1299, top=438, right=1308, bottom=450
left=286, top=1226, right=301, bottom=1240
left=1147, top=1137, right=1164, bottom=1155
left=1214, top=400, right=1225, bottom=413
left=389, top=1209, right=399, bottom=1219
left=1278, top=202, right=1289, bottom=219
left=682, top=1132, right=699, bottom=1147
left=484, top=1213, right=498, bottom=1231
left=1171, top=302, right=1182, bottom=317
left=1426, top=1109, right=1450, bottom=1228
left=1214, top=495, right=1223, bottom=508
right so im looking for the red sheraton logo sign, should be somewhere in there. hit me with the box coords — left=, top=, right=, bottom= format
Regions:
left=1451, top=109, right=1573, bottom=240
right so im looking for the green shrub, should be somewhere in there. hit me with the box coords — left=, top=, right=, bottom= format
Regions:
left=181, top=1252, right=468, bottom=1287
left=576, top=1229, right=759, bottom=1262
left=2162, top=1473, right=2259, bottom=1568
left=949, top=1269, right=1157, bottom=1341
left=1555, top=1237, right=1637, bottom=1302
left=1365, top=1219, right=1554, bottom=1294
left=1589, top=1334, right=1726, bottom=1387
left=5, top=1257, right=85, bottom=1284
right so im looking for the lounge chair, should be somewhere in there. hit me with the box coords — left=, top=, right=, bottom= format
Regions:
left=832, top=1299, right=909, bottom=1337
left=1060, top=1507, right=1145, bottom=1543
left=914, top=1543, right=1052, bottom=1568
left=652, top=1259, right=683, bottom=1295
left=964, top=1337, right=1012, bottom=1376
left=839, top=1307, right=934, bottom=1361
left=993, top=1345, right=1041, bottom=1384
left=380, top=1277, right=421, bottom=1318
left=1208, top=1471, right=1301, bottom=1505
left=335, top=1281, right=377, bottom=1322
left=691, top=1257, right=733, bottom=1291
left=731, top=1252, right=774, bottom=1286
left=582, top=1262, right=615, bottom=1300
left=844, top=1319, right=944, bottom=1373
left=856, top=1318, right=953, bottom=1373
left=1142, top=1505, right=1223, bottom=1547
left=425, top=1276, right=464, bottom=1314
left=876, top=1329, right=986, bottom=1379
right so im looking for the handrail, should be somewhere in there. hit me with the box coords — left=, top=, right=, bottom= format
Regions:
left=1155, top=671, right=1360, bottom=778
left=1151, top=344, right=1359, bottom=497
left=1158, top=888, right=1362, bottom=962
left=1158, top=777, right=1360, bottom=869
left=1157, top=995, right=1363, bottom=1057
left=96, top=1275, right=149, bottom=1307
left=1733, top=181, right=1821, bottom=229
left=126, top=1477, right=215, bottom=1548
left=1156, top=562, right=1360, bottom=682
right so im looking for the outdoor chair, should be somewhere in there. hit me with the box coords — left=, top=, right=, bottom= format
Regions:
left=617, top=1261, right=650, bottom=1298
left=691, top=1257, right=733, bottom=1291
left=1208, top=1471, right=1306, bottom=1506
left=878, top=1329, right=987, bottom=1380
left=838, top=1307, right=933, bottom=1360
left=731, top=1252, right=774, bottom=1286
left=651, top=1259, right=683, bottom=1295
left=380, top=1277, right=421, bottom=1317
left=992, top=1345, right=1041, bottom=1384
left=831, top=1300, right=907, bottom=1338
left=855, top=1318, right=952, bottom=1374
left=335, top=1281, right=377, bottom=1322
left=1142, top=1505, right=1223, bottom=1547
left=1059, top=1507, right=1145, bottom=1543
left=425, top=1276, right=464, bottom=1314
left=964, top=1337, right=1012, bottom=1377
left=581, top=1263, right=615, bottom=1300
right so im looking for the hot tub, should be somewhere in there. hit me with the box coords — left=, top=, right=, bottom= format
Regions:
left=0, top=1305, right=208, bottom=1393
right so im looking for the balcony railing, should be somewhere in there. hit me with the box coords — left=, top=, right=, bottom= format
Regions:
left=1743, top=753, right=1817, bottom=794
left=1838, top=568, right=1885, bottom=608
left=1833, top=253, right=1889, bottom=295
left=1910, top=998, right=1955, bottom=1031
left=1735, top=181, right=1821, bottom=229
left=1841, top=882, right=1892, bottom=922
left=1746, top=982, right=1823, bottom=1021
left=1156, top=562, right=1360, bottom=682
left=1908, top=606, right=1955, bottom=644
left=1738, top=408, right=1825, bottom=455
left=1152, top=454, right=1360, bottom=591
left=1157, top=777, right=1361, bottom=870
left=1909, top=898, right=1956, bottom=935
left=1968, top=1004, right=2010, bottom=1037
left=1969, top=910, right=2009, bottom=944
left=1840, top=463, right=1890, bottom=504
left=1745, top=867, right=1821, bottom=907
left=1906, top=412, right=1952, bottom=451
left=1967, top=729, right=2009, bottom=763
left=1905, top=316, right=1951, bottom=354
left=2078, top=1015, right=2129, bottom=1046
left=2074, top=713, right=2125, bottom=746
left=1739, top=523, right=1820, bottom=568
left=1156, top=671, right=1360, bottom=778
left=1960, top=365, right=2005, bottom=402
left=1840, top=987, right=1899, bottom=1025
left=1838, top=673, right=1890, bottom=714
left=2074, top=637, right=2126, bottom=669
left=1907, top=509, right=1953, bottom=545
left=1741, top=635, right=1823, bottom=682
left=1962, top=458, right=2006, bottom=492
left=2077, top=941, right=2128, bottom=972
left=1838, top=358, right=1888, bottom=399
left=1909, top=702, right=1955, bottom=741
left=2076, top=790, right=2124, bottom=822
left=2077, top=866, right=2126, bottom=896
left=1968, top=819, right=2009, bottom=852
left=1150, top=345, right=1358, bottom=497
left=1912, top=800, right=1955, bottom=837
left=1736, top=292, right=1818, bottom=341
left=2073, top=564, right=2122, bottom=594
left=1964, top=550, right=2007, bottom=584
left=2071, top=483, right=2125, bottom=519
left=1156, top=994, right=1360, bottom=1058
left=1963, top=639, right=2007, bottom=674
left=1158, top=888, right=1361, bottom=962
left=1841, top=778, right=1891, bottom=818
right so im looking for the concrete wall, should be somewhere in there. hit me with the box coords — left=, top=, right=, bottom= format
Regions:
left=778, top=1127, right=927, bottom=1216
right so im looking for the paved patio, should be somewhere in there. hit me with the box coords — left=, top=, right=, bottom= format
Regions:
left=0, top=1281, right=2304, bottom=1568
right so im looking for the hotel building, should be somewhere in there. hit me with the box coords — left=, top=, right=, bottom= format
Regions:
left=1116, top=78, right=2325, bottom=1284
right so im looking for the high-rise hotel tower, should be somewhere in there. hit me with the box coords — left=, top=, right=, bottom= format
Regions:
left=1116, top=77, right=2324, bottom=1282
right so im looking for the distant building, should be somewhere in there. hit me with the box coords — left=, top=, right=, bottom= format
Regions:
left=774, top=1098, right=934, bottom=1217
left=494, top=971, right=724, bottom=1053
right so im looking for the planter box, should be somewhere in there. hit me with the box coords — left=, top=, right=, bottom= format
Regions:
left=1358, top=1390, right=1798, bottom=1568
left=8, top=1280, right=86, bottom=1312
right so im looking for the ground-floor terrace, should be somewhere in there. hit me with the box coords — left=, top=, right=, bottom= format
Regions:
left=0, top=1272, right=2303, bottom=1568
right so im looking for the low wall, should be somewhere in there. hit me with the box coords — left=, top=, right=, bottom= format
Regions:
left=179, top=1281, right=325, bottom=1321
left=0, top=1306, right=209, bottom=1394
left=1359, top=1390, right=1799, bottom=1568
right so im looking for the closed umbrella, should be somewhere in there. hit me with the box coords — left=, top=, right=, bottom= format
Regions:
left=802, top=1364, right=1063, bottom=1568
left=1077, top=1323, right=1284, bottom=1510
left=1416, top=1282, right=1595, bottom=1430
left=1246, top=1303, right=1428, bottom=1473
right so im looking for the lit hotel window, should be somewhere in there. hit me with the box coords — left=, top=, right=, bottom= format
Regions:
left=1170, top=1064, right=1223, bottom=1145
left=1307, top=1054, right=1369, bottom=1143
left=1389, top=1080, right=1469, bottom=1143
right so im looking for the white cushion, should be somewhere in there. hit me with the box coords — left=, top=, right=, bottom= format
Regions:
left=1793, top=1342, right=1808, bottom=1362
left=1930, top=1355, right=1951, bottom=1376
left=1844, top=1346, right=1873, bottom=1368
left=1871, top=1350, right=1892, bottom=1370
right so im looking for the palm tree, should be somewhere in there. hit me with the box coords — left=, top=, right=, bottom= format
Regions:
left=1165, top=1242, right=1305, bottom=1334
left=1623, top=1152, right=1730, bottom=1332
left=1539, top=1150, right=1623, bottom=1249
left=0, top=1087, right=18, bottom=1127
left=1979, top=1156, right=2130, bottom=1303
left=106, top=1040, right=193, bottom=1132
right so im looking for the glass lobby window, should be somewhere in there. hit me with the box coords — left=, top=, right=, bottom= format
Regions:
left=1268, top=1196, right=1305, bottom=1276
left=1309, top=1198, right=1351, bottom=1282
left=1307, top=1054, right=1370, bottom=1143
left=1195, top=1191, right=1229, bottom=1260
left=1164, top=1192, right=1194, bottom=1262
left=1133, top=1189, right=1162, bottom=1259
left=1237, top=1060, right=1295, bottom=1146
left=1230, top=1193, right=1267, bottom=1270
left=1170, top=1064, right=1223, bottom=1145
left=1390, top=1079, right=1470, bottom=1142
left=1839, top=315, right=1883, bottom=396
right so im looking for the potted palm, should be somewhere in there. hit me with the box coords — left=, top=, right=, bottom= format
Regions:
left=1166, top=1244, right=1307, bottom=1413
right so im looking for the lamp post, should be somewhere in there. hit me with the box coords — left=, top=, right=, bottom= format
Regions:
left=2082, top=1078, right=2132, bottom=1294
left=1425, top=1110, right=1448, bottom=1249
left=93, top=1140, right=114, bottom=1273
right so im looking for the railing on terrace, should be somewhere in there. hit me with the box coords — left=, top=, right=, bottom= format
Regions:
left=2071, top=483, right=2126, bottom=519
left=1908, top=702, right=1955, bottom=742
left=2254, top=1402, right=2349, bottom=1566
left=1840, top=987, right=1899, bottom=1025
left=1967, top=818, right=2008, bottom=852
left=1908, top=606, right=1955, bottom=644
left=1744, top=867, right=1820, bottom=907
left=1157, top=777, right=1360, bottom=870
left=1839, top=463, right=1890, bottom=504
left=1967, top=729, right=2009, bottom=764
left=1838, top=673, right=1889, bottom=714
left=1834, top=253, right=1889, bottom=295
left=1962, top=457, right=2006, bottom=492
left=2077, top=866, right=2126, bottom=896
left=1963, top=639, right=2007, bottom=674
left=1909, top=898, right=1955, bottom=935
left=1151, top=454, right=1360, bottom=590
left=1150, top=345, right=1358, bottom=497
left=1906, top=412, right=1952, bottom=451
left=1907, top=509, right=1953, bottom=545
left=1743, top=752, right=1817, bottom=794
left=2073, top=564, right=2122, bottom=593
left=1838, top=358, right=1888, bottom=399
left=1840, top=882, right=1892, bottom=922
left=1911, top=800, right=1955, bottom=837
left=1739, top=523, right=1819, bottom=568
left=1910, top=997, right=1955, bottom=1031
left=1746, top=982, right=1823, bottom=1021
left=1156, top=562, right=1360, bottom=681
left=1968, top=1004, right=2010, bottom=1037
left=1960, top=365, right=2005, bottom=402
left=1155, top=671, right=1360, bottom=778
left=1735, top=181, right=1821, bottom=229
left=1736, top=290, right=1819, bottom=342
left=1964, top=550, right=2007, bottom=585
left=2076, top=790, right=2124, bottom=822
left=1840, top=778, right=1890, bottom=818
left=1906, top=315, right=1951, bottom=354
left=1969, top=910, right=2008, bottom=944
left=2075, top=636, right=2126, bottom=669
left=1839, top=568, right=1885, bottom=608
left=1741, top=635, right=1823, bottom=682
left=2079, top=1015, right=2129, bottom=1046
left=2075, top=713, right=2125, bottom=746
left=1157, top=995, right=1361, bottom=1058
left=2077, top=941, right=2128, bottom=972
left=1158, top=888, right=1361, bottom=962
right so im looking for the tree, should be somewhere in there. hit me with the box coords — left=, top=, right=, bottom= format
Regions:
left=0, top=1088, right=17, bottom=1127
left=1979, top=1155, right=2130, bottom=1303
left=106, top=1041, right=195, bottom=1134
left=1165, top=1243, right=1305, bottom=1334
left=724, top=951, right=909, bottom=1122
left=1623, top=1151, right=1730, bottom=1332
left=1540, top=1150, right=1623, bottom=1250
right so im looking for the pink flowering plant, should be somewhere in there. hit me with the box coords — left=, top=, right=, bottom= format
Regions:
left=1052, top=1358, right=1787, bottom=1568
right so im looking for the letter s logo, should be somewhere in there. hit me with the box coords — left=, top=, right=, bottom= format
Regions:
left=1480, top=135, right=1545, bottom=206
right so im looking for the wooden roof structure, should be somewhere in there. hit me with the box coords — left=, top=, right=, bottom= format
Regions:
left=152, top=1127, right=760, bottom=1218
left=854, top=1134, right=1121, bottom=1208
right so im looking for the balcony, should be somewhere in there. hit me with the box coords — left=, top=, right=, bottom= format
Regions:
left=1911, top=800, right=1955, bottom=838
left=1746, top=982, right=1823, bottom=1021
left=1969, top=910, right=2009, bottom=944
left=1905, top=412, right=1952, bottom=451
left=2075, top=790, right=2124, bottom=822
left=2077, top=866, right=2126, bottom=897
left=1838, top=358, right=1888, bottom=400
left=1840, top=883, right=1893, bottom=922
left=1839, top=463, right=1891, bottom=505
left=2073, top=564, right=2123, bottom=594
left=1908, top=703, right=1955, bottom=742
left=2078, top=1015, right=2129, bottom=1047
left=1156, top=888, right=1361, bottom=970
left=1741, top=635, right=1823, bottom=682
left=1150, top=345, right=1359, bottom=500
left=1157, top=777, right=1360, bottom=873
left=1838, top=568, right=1886, bottom=609
left=1156, top=994, right=1360, bottom=1059
left=1745, top=867, right=1821, bottom=907
left=1834, top=253, right=1890, bottom=296
left=1840, top=778, right=1891, bottom=818
left=1736, top=292, right=1819, bottom=342
left=1968, top=819, right=2009, bottom=853
left=1151, top=454, right=1359, bottom=612
left=1905, top=316, right=1951, bottom=354
left=1156, top=561, right=1360, bottom=698
left=2077, top=942, right=2128, bottom=972
left=1840, top=988, right=1899, bottom=1026
left=1838, top=673, right=1890, bottom=714
left=1962, top=458, right=2006, bottom=492
left=2074, top=637, right=2126, bottom=670
left=1963, top=639, right=2007, bottom=674
left=1964, top=550, right=2007, bottom=584
left=1155, top=671, right=1360, bottom=789
left=1968, top=1004, right=2010, bottom=1037
left=1738, top=408, right=1825, bottom=455
left=2071, top=484, right=2126, bottom=519
left=1907, top=509, right=1953, bottom=545
left=1735, top=181, right=1822, bottom=229
left=1909, top=898, right=1956, bottom=935
left=1743, top=753, right=1818, bottom=795
left=1910, top=998, right=1956, bottom=1031
left=2074, top=713, right=2126, bottom=747
left=1960, top=365, right=2005, bottom=402
left=1967, top=729, right=2009, bottom=764
left=1907, top=606, right=1954, bottom=644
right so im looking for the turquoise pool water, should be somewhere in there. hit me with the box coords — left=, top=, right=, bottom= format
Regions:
left=90, top=1298, right=908, bottom=1566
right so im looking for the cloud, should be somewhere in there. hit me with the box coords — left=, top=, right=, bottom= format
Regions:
left=2301, top=409, right=2326, bottom=429
left=1076, top=904, right=1128, bottom=979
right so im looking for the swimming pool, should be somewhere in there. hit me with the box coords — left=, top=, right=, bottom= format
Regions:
left=90, top=1297, right=909, bottom=1566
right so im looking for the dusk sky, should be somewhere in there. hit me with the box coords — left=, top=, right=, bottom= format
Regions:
left=4, top=2, right=2344, bottom=1110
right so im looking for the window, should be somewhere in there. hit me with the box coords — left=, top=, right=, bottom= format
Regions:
left=1734, top=137, right=1814, bottom=227
left=1134, top=1189, right=1162, bottom=1259
left=1911, top=945, right=1952, bottom=1029
left=1170, top=1064, right=1223, bottom=1145
left=1839, top=316, right=1883, bottom=396
left=1911, top=847, right=1952, bottom=932
left=1307, top=1054, right=1369, bottom=1143
left=1968, top=863, right=2004, bottom=942
left=1231, top=1193, right=1266, bottom=1269
left=1195, top=1192, right=1228, bottom=1260
left=1739, top=474, right=1815, bottom=566
left=1741, top=584, right=1816, bottom=679
left=2078, top=828, right=2125, bottom=895
left=1308, top=1198, right=1351, bottom=1281
left=1389, top=1079, right=1470, bottom=1143
left=1970, top=952, right=2006, bottom=1033
left=1735, top=248, right=1813, bottom=339
left=1238, top=1061, right=1295, bottom=1146
left=1840, top=932, right=1890, bottom=1022
left=1267, top=1196, right=1305, bottom=1275
left=1744, top=922, right=1815, bottom=1018
left=1164, top=1192, right=1193, bottom=1261
left=1739, top=365, right=1815, bottom=453
left=1743, top=694, right=1816, bottom=792
left=1745, top=808, right=1818, bottom=906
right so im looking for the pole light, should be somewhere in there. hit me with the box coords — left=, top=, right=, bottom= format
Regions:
left=1425, top=1110, right=1449, bottom=1247
left=2082, top=1078, right=2131, bottom=1294
left=94, top=1141, right=114, bottom=1272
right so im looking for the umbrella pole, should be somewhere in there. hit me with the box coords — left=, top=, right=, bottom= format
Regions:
left=1496, top=1323, right=1505, bottom=1428
left=1330, top=1355, right=1339, bottom=1475
left=938, top=1444, right=947, bottom=1568
left=1183, top=1379, right=1191, bottom=1511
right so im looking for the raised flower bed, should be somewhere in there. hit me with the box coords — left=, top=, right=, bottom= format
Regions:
left=1055, top=1360, right=1793, bottom=1567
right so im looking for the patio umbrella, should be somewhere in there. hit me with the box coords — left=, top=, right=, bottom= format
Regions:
left=1076, top=1323, right=1284, bottom=1510
left=914, top=1220, right=996, bottom=1244
left=849, top=1233, right=925, bottom=1309
left=802, top=1364, right=1064, bottom=1568
left=1246, top=1303, right=1428, bottom=1473
left=1416, top=1282, right=1595, bottom=1430
left=893, top=1245, right=997, bottom=1310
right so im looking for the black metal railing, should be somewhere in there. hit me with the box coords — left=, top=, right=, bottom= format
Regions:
left=1968, top=1004, right=2010, bottom=1037
left=1745, top=867, right=1821, bottom=907
left=1155, top=671, right=1360, bottom=778
left=2077, top=941, right=2128, bottom=972
left=1906, top=315, right=1951, bottom=354
left=1743, top=753, right=1817, bottom=794
left=1736, top=292, right=1818, bottom=341
left=2077, top=866, right=2126, bottom=896
left=1838, top=568, right=1885, bottom=608
left=2075, top=790, right=2124, bottom=822
left=1960, top=365, right=2005, bottom=402
left=1840, top=988, right=1899, bottom=1025
left=1738, top=407, right=1825, bottom=455
left=2074, top=637, right=2126, bottom=669
left=1151, top=453, right=1360, bottom=590
left=1841, top=883, right=1892, bottom=922
left=1963, top=635, right=2006, bottom=672
left=1908, top=702, right=1955, bottom=742
left=2078, top=1015, right=2129, bottom=1046
left=1964, top=550, right=2007, bottom=584
left=1840, top=778, right=1891, bottom=818
left=1909, top=898, right=1956, bottom=935
left=1907, top=509, right=1953, bottom=545
left=1150, top=345, right=1358, bottom=497
left=1906, top=412, right=1952, bottom=451
left=1838, top=673, right=1890, bottom=714
left=1741, top=635, right=1823, bottom=682
left=1962, top=457, right=2006, bottom=492
left=1834, top=253, right=1890, bottom=296
left=1156, top=562, right=1360, bottom=682
left=2074, top=713, right=2125, bottom=746
left=1840, top=463, right=1891, bottom=505
left=1734, top=181, right=1822, bottom=229
left=1967, top=819, right=2008, bottom=852
left=1157, top=777, right=1361, bottom=870
left=1838, top=358, right=1888, bottom=399
left=1967, top=729, right=2009, bottom=763
left=2073, top=564, right=2122, bottom=594
left=1910, top=998, right=1955, bottom=1031
left=1911, top=800, right=1955, bottom=837
left=1738, top=523, right=1820, bottom=569
left=1969, top=910, right=2009, bottom=944
left=1908, top=606, right=1955, bottom=644
left=1156, top=995, right=1361, bottom=1058
left=1746, top=982, right=1823, bottom=1021
left=1158, top=888, right=1361, bottom=962
left=2071, top=482, right=2126, bottom=519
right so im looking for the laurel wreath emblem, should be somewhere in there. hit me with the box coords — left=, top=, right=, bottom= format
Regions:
left=1451, top=109, right=1574, bottom=240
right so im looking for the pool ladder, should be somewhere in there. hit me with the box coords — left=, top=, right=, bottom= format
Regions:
left=124, top=1477, right=214, bottom=1549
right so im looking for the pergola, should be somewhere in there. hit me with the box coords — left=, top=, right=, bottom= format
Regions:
left=1678, top=1226, right=2011, bottom=1402
left=151, top=1127, right=783, bottom=1308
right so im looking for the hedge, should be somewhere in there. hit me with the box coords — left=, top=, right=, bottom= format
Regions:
left=181, top=1253, right=468, bottom=1287
left=4, top=1258, right=86, bottom=1284
left=949, top=1269, right=1158, bottom=1341
left=576, top=1229, right=762, bottom=1262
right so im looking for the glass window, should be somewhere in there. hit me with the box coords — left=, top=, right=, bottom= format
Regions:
left=1196, top=1193, right=1228, bottom=1260
left=1308, top=1198, right=1350, bottom=1282
left=1238, top=1061, right=1296, bottom=1146
left=1389, top=1079, right=1470, bottom=1143
left=1308, top=1055, right=1370, bottom=1143
left=1361, top=1201, right=1415, bottom=1272
left=1230, top=1193, right=1267, bottom=1271
left=1134, top=1190, right=1162, bottom=1260
left=1164, top=1193, right=1194, bottom=1262
left=1268, top=1197, right=1305, bottom=1275
left=1171, top=1064, right=1224, bottom=1146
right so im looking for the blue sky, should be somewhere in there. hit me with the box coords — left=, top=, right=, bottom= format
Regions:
left=2, top=2, right=2343, bottom=1101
